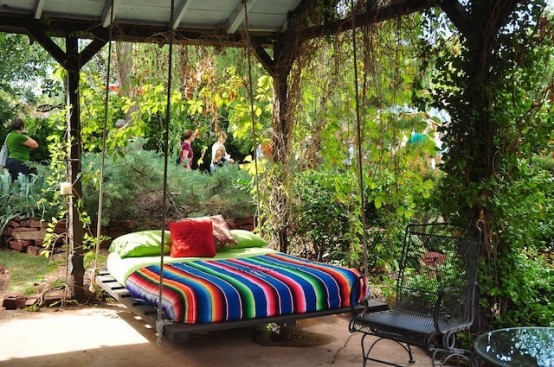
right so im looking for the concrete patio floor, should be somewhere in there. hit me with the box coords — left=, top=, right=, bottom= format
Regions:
left=0, top=304, right=434, bottom=367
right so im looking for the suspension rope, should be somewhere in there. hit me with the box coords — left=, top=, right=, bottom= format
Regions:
left=156, top=0, right=176, bottom=345
left=350, top=1, right=369, bottom=275
left=90, top=0, right=115, bottom=293
left=242, top=2, right=262, bottom=230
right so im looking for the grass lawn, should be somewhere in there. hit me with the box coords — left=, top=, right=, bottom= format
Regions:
left=0, top=249, right=62, bottom=295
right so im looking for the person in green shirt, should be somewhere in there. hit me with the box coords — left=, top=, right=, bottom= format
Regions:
left=5, top=118, right=38, bottom=182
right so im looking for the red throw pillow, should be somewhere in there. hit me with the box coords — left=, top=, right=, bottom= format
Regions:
left=169, top=219, right=216, bottom=258
left=177, top=215, right=237, bottom=250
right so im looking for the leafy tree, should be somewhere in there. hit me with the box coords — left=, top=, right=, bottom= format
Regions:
left=415, top=1, right=554, bottom=327
left=77, top=43, right=266, bottom=170
left=0, top=33, right=56, bottom=128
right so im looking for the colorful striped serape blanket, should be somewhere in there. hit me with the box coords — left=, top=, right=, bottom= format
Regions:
left=125, top=252, right=367, bottom=324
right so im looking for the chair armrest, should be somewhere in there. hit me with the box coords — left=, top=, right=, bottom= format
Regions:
left=432, top=286, right=452, bottom=331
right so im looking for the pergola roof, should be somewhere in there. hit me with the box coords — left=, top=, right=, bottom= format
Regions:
left=0, top=0, right=305, bottom=42
left=3, top=0, right=299, bottom=33
left=0, top=0, right=317, bottom=45
left=0, top=0, right=431, bottom=47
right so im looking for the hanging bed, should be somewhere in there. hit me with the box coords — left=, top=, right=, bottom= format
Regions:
left=91, top=2, right=384, bottom=343
left=96, top=217, right=375, bottom=342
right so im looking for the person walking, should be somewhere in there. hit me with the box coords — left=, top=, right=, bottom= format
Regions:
left=210, top=145, right=230, bottom=172
left=179, top=129, right=196, bottom=170
left=5, top=118, right=38, bottom=182
left=210, top=131, right=234, bottom=169
left=210, top=131, right=235, bottom=172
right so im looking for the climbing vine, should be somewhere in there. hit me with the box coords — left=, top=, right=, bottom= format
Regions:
left=415, top=2, right=554, bottom=327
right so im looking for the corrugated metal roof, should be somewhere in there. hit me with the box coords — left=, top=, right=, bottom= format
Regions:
left=0, top=0, right=304, bottom=43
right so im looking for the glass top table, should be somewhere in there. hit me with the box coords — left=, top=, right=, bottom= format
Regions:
left=474, top=327, right=554, bottom=367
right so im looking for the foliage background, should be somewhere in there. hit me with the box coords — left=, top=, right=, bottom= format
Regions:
left=0, top=1, right=552, bottom=330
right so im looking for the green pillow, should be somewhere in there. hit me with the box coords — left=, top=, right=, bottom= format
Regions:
left=109, top=230, right=172, bottom=258
left=228, top=229, right=268, bottom=249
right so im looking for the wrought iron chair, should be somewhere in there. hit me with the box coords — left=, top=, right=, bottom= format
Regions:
left=349, top=223, right=481, bottom=367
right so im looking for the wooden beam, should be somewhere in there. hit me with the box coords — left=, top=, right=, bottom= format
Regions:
left=33, top=0, right=46, bottom=19
left=25, top=23, right=67, bottom=65
left=80, top=38, right=109, bottom=66
left=172, top=0, right=193, bottom=30
left=27, top=22, right=108, bottom=68
left=251, top=42, right=275, bottom=76
left=66, top=35, right=86, bottom=302
left=440, top=0, right=470, bottom=36
left=101, top=0, right=120, bottom=28
left=299, top=0, right=433, bottom=41
left=23, top=30, right=107, bottom=302
left=226, top=0, right=258, bottom=34
left=0, top=14, right=277, bottom=47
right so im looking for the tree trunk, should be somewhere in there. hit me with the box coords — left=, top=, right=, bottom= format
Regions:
left=116, top=42, right=138, bottom=124
left=440, top=0, right=522, bottom=332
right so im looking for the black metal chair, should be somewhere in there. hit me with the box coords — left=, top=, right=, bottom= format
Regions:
left=349, top=223, right=481, bottom=367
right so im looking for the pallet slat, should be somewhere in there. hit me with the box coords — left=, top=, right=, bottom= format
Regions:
left=96, top=268, right=387, bottom=343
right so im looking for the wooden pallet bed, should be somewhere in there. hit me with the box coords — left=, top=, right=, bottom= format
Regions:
left=97, top=227, right=389, bottom=343
left=96, top=270, right=387, bottom=343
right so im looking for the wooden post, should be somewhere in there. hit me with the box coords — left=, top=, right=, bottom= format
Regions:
left=65, top=36, right=86, bottom=301
left=251, top=37, right=296, bottom=254
left=271, top=67, right=291, bottom=253
left=25, top=27, right=106, bottom=301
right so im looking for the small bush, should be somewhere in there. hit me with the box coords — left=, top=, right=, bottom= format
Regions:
left=483, top=161, right=554, bottom=327
left=0, top=171, right=56, bottom=233
left=289, top=169, right=409, bottom=269
left=289, top=170, right=351, bottom=263
left=81, top=149, right=255, bottom=229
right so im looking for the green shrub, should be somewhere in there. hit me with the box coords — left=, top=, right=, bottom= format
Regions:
left=1, top=147, right=256, bottom=240
left=289, top=169, right=410, bottom=269
left=289, top=170, right=352, bottom=263
left=0, top=170, right=56, bottom=233
left=81, top=149, right=255, bottom=229
left=532, top=153, right=554, bottom=176
left=483, top=161, right=554, bottom=327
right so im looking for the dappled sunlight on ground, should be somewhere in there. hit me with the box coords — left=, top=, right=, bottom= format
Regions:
left=0, top=305, right=149, bottom=362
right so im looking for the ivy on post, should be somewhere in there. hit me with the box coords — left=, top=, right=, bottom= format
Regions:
left=65, top=35, right=87, bottom=301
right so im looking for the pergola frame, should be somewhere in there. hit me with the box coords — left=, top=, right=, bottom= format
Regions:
left=0, top=0, right=503, bottom=300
